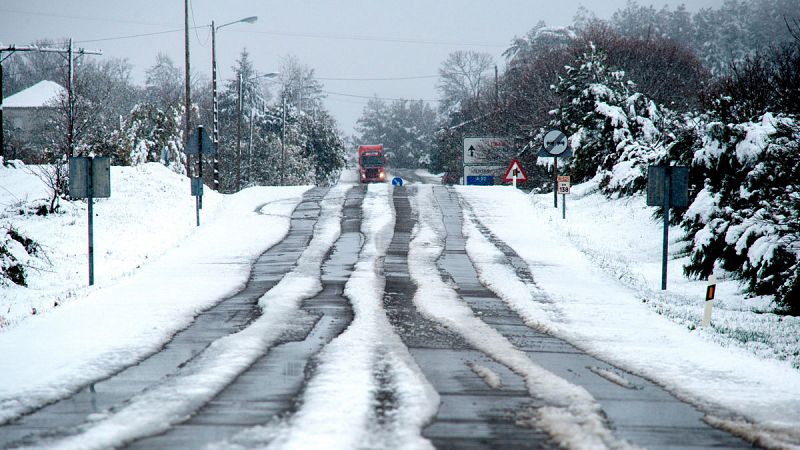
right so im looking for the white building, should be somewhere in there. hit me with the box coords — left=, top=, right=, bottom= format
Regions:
left=3, top=80, right=65, bottom=162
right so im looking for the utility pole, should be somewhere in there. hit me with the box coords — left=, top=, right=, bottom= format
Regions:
left=236, top=72, right=243, bottom=191
left=0, top=45, right=38, bottom=161
left=281, top=93, right=286, bottom=186
left=211, top=20, right=219, bottom=191
left=210, top=16, right=257, bottom=191
left=494, top=65, right=499, bottom=109
left=184, top=0, right=191, bottom=176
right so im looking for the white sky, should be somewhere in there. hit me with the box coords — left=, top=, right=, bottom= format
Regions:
left=1, top=0, right=725, bottom=135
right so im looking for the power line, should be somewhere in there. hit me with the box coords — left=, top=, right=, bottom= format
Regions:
left=322, top=90, right=439, bottom=103
left=0, top=7, right=173, bottom=27
left=236, top=29, right=507, bottom=48
left=317, top=75, right=439, bottom=81
left=75, top=28, right=185, bottom=44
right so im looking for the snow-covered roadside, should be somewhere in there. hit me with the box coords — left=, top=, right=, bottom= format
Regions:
left=0, top=163, right=225, bottom=327
left=260, top=183, right=438, bottom=450
left=409, top=185, right=631, bottom=449
left=0, top=166, right=311, bottom=424
left=25, top=184, right=350, bottom=450
left=458, top=185, right=800, bottom=448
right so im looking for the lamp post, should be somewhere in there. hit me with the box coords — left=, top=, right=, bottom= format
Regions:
left=237, top=71, right=278, bottom=190
left=211, top=15, right=257, bottom=191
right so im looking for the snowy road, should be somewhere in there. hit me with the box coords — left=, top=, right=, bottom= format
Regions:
left=0, top=180, right=780, bottom=449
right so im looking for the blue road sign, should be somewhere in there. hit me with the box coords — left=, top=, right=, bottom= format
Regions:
left=466, top=175, right=493, bottom=186
left=392, top=177, right=404, bottom=186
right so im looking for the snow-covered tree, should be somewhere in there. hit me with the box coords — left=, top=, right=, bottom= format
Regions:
left=356, top=98, right=437, bottom=168
left=121, top=103, right=186, bottom=174
left=683, top=114, right=800, bottom=311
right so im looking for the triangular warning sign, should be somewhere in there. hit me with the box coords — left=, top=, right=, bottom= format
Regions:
left=503, top=159, right=528, bottom=182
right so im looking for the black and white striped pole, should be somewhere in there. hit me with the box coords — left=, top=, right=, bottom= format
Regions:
left=702, top=274, right=717, bottom=327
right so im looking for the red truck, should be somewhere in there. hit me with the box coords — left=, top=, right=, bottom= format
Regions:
left=357, top=144, right=386, bottom=183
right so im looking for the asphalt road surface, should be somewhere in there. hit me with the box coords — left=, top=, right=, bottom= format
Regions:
left=0, top=182, right=754, bottom=449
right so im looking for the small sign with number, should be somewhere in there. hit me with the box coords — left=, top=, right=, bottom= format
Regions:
left=557, top=175, right=571, bottom=194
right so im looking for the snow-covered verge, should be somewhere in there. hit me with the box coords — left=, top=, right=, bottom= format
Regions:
left=0, top=162, right=225, bottom=328
left=410, top=185, right=632, bottom=449
left=0, top=162, right=311, bottom=424
left=458, top=184, right=800, bottom=448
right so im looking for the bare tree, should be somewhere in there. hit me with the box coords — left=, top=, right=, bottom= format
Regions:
left=437, top=50, right=494, bottom=115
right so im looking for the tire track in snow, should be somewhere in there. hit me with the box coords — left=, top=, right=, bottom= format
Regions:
left=11, top=185, right=349, bottom=450
left=412, top=185, right=632, bottom=449
left=0, top=188, right=326, bottom=448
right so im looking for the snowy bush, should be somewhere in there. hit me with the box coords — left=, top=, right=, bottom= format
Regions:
left=0, top=226, right=40, bottom=287
left=683, top=114, right=800, bottom=311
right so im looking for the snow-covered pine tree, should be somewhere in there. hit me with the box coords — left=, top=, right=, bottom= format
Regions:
left=550, top=43, right=686, bottom=195
left=683, top=114, right=800, bottom=311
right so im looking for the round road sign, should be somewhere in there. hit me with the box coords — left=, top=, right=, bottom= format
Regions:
left=543, top=130, right=568, bottom=156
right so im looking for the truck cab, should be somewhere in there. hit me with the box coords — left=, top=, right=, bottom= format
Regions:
left=357, top=144, right=386, bottom=183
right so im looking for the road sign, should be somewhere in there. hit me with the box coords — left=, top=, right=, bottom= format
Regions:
left=503, top=159, right=528, bottom=183
left=186, top=126, right=217, bottom=155
left=557, top=175, right=571, bottom=194
left=392, top=177, right=403, bottom=186
left=647, top=165, right=688, bottom=207
left=463, top=137, right=512, bottom=165
left=68, top=156, right=111, bottom=287
left=537, top=129, right=573, bottom=158
left=464, top=164, right=503, bottom=185
left=646, top=164, right=690, bottom=290
left=69, top=156, right=111, bottom=199
left=191, top=177, right=204, bottom=196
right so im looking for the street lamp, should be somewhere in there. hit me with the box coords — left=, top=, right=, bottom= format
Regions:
left=211, top=15, right=257, bottom=191
left=237, top=71, right=279, bottom=191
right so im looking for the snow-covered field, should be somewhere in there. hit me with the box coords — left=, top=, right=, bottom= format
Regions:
left=457, top=182, right=800, bottom=448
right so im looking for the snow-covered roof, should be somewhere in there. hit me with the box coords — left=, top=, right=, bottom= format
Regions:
left=2, top=80, right=65, bottom=108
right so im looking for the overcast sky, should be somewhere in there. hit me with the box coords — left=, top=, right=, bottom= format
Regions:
left=2, top=0, right=725, bottom=135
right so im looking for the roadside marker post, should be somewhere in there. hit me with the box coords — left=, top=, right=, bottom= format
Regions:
left=702, top=274, right=717, bottom=327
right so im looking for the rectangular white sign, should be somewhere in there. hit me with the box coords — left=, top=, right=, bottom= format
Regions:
left=463, top=137, right=512, bottom=165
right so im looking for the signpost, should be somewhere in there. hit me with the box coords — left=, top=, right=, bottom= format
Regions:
left=186, top=126, right=216, bottom=226
left=69, top=156, right=111, bottom=286
left=537, top=130, right=573, bottom=208
left=463, top=137, right=512, bottom=186
left=646, top=164, right=689, bottom=290
left=503, top=159, right=527, bottom=188
left=557, top=175, right=570, bottom=219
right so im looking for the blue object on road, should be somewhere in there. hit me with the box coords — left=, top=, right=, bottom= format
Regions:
left=392, top=177, right=404, bottom=186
